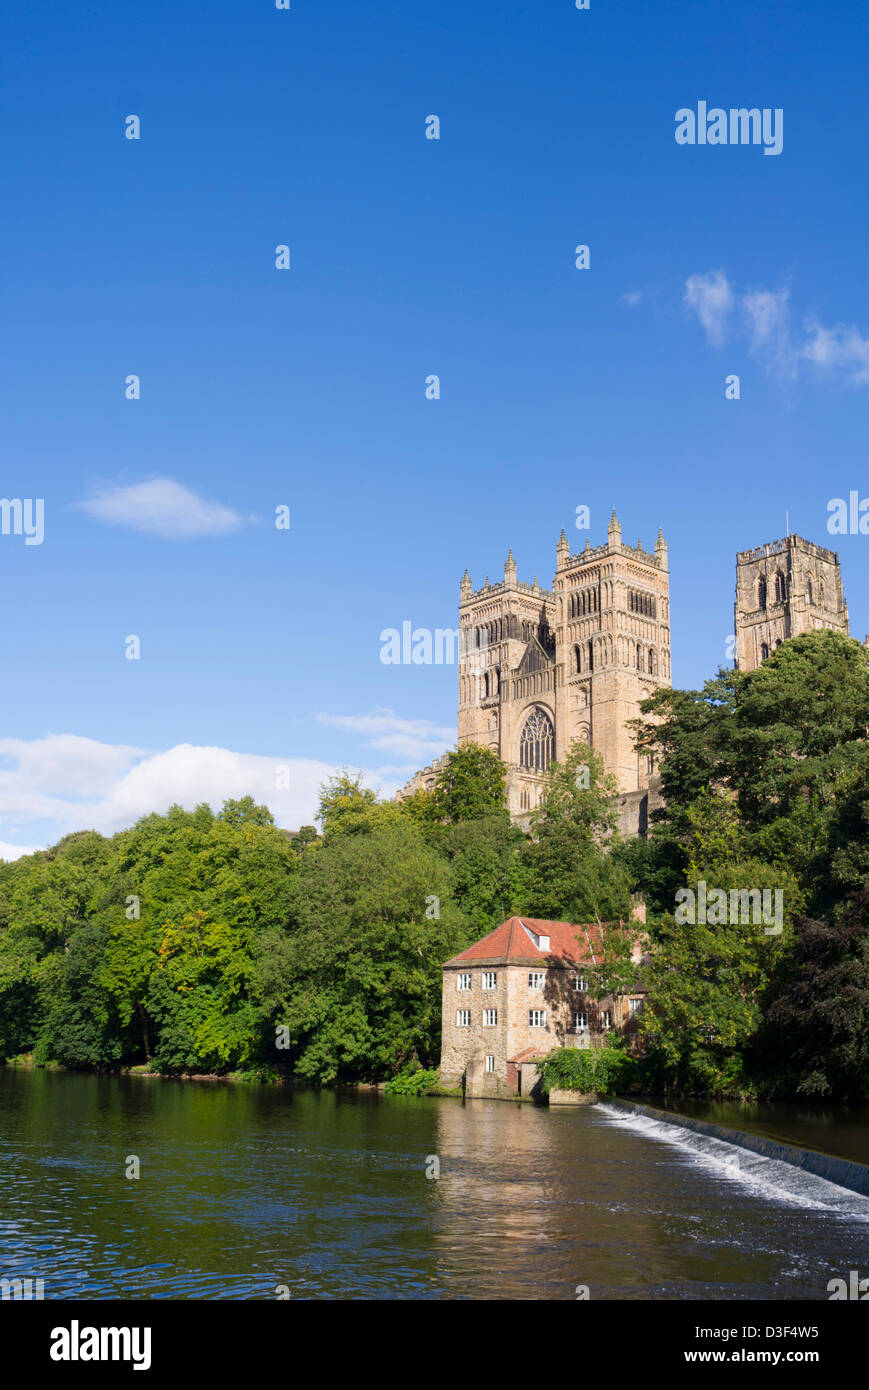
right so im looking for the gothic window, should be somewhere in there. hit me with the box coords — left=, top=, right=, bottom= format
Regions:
left=587, top=639, right=594, bottom=672
left=648, top=649, right=654, bottom=674
left=636, top=643, right=643, bottom=670
left=495, top=667, right=501, bottom=694
left=519, top=707, right=554, bottom=773
left=774, top=571, right=786, bottom=603
left=808, top=579, right=814, bottom=605
left=775, top=638, right=782, bottom=648
left=761, top=642, right=769, bottom=660
left=483, top=673, right=489, bottom=698
left=758, top=576, right=767, bottom=610
left=819, top=580, right=826, bottom=607
left=574, top=644, right=582, bottom=674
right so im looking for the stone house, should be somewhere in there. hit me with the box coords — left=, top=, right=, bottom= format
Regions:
left=439, top=913, right=647, bottom=1099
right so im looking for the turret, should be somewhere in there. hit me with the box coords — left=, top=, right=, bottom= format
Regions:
left=608, top=508, right=621, bottom=547
left=504, top=549, right=517, bottom=586
left=655, top=526, right=668, bottom=569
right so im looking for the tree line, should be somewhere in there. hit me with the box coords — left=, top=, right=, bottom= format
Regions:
left=1, top=628, right=867, bottom=1099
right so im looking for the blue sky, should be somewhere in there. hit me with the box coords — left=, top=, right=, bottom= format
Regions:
left=1, top=0, right=868, bottom=850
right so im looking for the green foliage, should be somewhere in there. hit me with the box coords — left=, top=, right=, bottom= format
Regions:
left=382, top=1067, right=440, bottom=1095
left=518, top=744, right=631, bottom=923
left=539, top=1037, right=637, bottom=1096
left=429, top=744, right=509, bottom=824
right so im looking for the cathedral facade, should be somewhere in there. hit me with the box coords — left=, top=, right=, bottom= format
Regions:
left=454, top=510, right=671, bottom=820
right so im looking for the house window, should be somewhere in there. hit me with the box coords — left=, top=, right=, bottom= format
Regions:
left=456, top=1010, right=471, bottom=1027
left=574, top=1012, right=588, bottom=1031
left=483, top=1009, right=498, bottom=1027
left=482, top=971, right=497, bottom=989
left=485, top=1056, right=495, bottom=1073
left=528, top=971, right=546, bottom=989
left=573, top=975, right=588, bottom=992
left=628, top=998, right=643, bottom=1018
left=529, top=1009, right=547, bottom=1028
left=457, top=973, right=471, bottom=991
left=600, top=1010, right=612, bottom=1030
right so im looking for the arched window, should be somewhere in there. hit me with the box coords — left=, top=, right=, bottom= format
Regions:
left=574, top=645, right=582, bottom=674
left=760, top=642, right=769, bottom=660
left=519, top=707, right=554, bottom=773
left=648, top=649, right=654, bottom=674
left=758, top=576, right=767, bottom=609
left=636, top=643, right=643, bottom=670
left=587, top=639, right=594, bottom=672
left=774, top=571, right=786, bottom=603
left=819, top=580, right=826, bottom=607
left=483, top=673, right=489, bottom=698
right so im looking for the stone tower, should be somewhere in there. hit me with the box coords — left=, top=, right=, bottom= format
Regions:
left=734, top=534, right=849, bottom=671
left=457, top=512, right=671, bottom=819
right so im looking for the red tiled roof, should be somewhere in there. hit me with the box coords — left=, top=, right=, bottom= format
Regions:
left=444, top=916, right=608, bottom=967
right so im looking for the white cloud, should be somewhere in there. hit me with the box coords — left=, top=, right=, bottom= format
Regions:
left=621, top=291, right=643, bottom=307
left=0, top=840, right=44, bottom=863
left=684, top=269, right=734, bottom=346
left=801, top=320, right=869, bottom=385
left=316, top=709, right=455, bottom=763
left=0, top=735, right=397, bottom=853
left=685, top=270, right=869, bottom=388
left=74, top=478, right=252, bottom=539
left=743, top=287, right=796, bottom=378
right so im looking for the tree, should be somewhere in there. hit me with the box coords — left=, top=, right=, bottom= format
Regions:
left=430, top=744, right=508, bottom=824
left=518, top=743, right=631, bottom=924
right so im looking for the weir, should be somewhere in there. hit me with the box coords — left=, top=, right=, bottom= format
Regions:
left=605, top=1098, right=869, bottom=1199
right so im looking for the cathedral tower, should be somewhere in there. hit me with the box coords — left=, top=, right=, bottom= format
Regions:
left=457, top=513, right=671, bottom=818
left=734, top=534, right=849, bottom=671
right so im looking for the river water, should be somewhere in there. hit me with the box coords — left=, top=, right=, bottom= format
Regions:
left=1, top=1068, right=867, bottom=1300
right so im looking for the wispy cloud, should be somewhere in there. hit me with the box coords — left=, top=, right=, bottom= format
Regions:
left=684, top=269, right=734, bottom=347
left=74, top=478, right=253, bottom=539
left=684, top=270, right=869, bottom=387
left=316, top=709, right=455, bottom=762
left=621, top=291, right=643, bottom=308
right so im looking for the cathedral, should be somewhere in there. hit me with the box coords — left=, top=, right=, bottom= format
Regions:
left=397, top=519, right=852, bottom=835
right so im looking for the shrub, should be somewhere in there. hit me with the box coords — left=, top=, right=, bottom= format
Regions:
left=539, top=1037, right=637, bottom=1096
left=383, top=1067, right=440, bottom=1096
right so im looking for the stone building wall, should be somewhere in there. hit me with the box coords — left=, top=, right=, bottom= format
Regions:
left=734, top=534, right=849, bottom=671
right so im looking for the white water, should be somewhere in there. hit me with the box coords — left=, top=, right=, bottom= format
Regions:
left=596, top=1103, right=869, bottom=1218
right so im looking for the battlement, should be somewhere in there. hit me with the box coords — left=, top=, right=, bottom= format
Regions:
left=736, top=534, right=840, bottom=567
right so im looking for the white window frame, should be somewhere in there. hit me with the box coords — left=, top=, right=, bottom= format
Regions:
left=456, top=1009, right=471, bottom=1027
left=574, top=975, right=588, bottom=992
left=600, top=1010, right=612, bottom=1031
left=457, top=972, right=472, bottom=991
left=628, top=998, right=643, bottom=1018
left=528, top=971, right=546, bottom=990
left=485, top=1056, right=495, bottom=1073
left=483, top=1008, right=497, bottom=1027
left=574, top=1012, right=588, bottom=1031
left=528, top=1009, right=546, bottom=1028
left=482, top=971, right=497, bottom=990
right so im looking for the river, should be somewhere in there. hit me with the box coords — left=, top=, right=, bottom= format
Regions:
left=1, top=1068, right=867, bottom=1300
